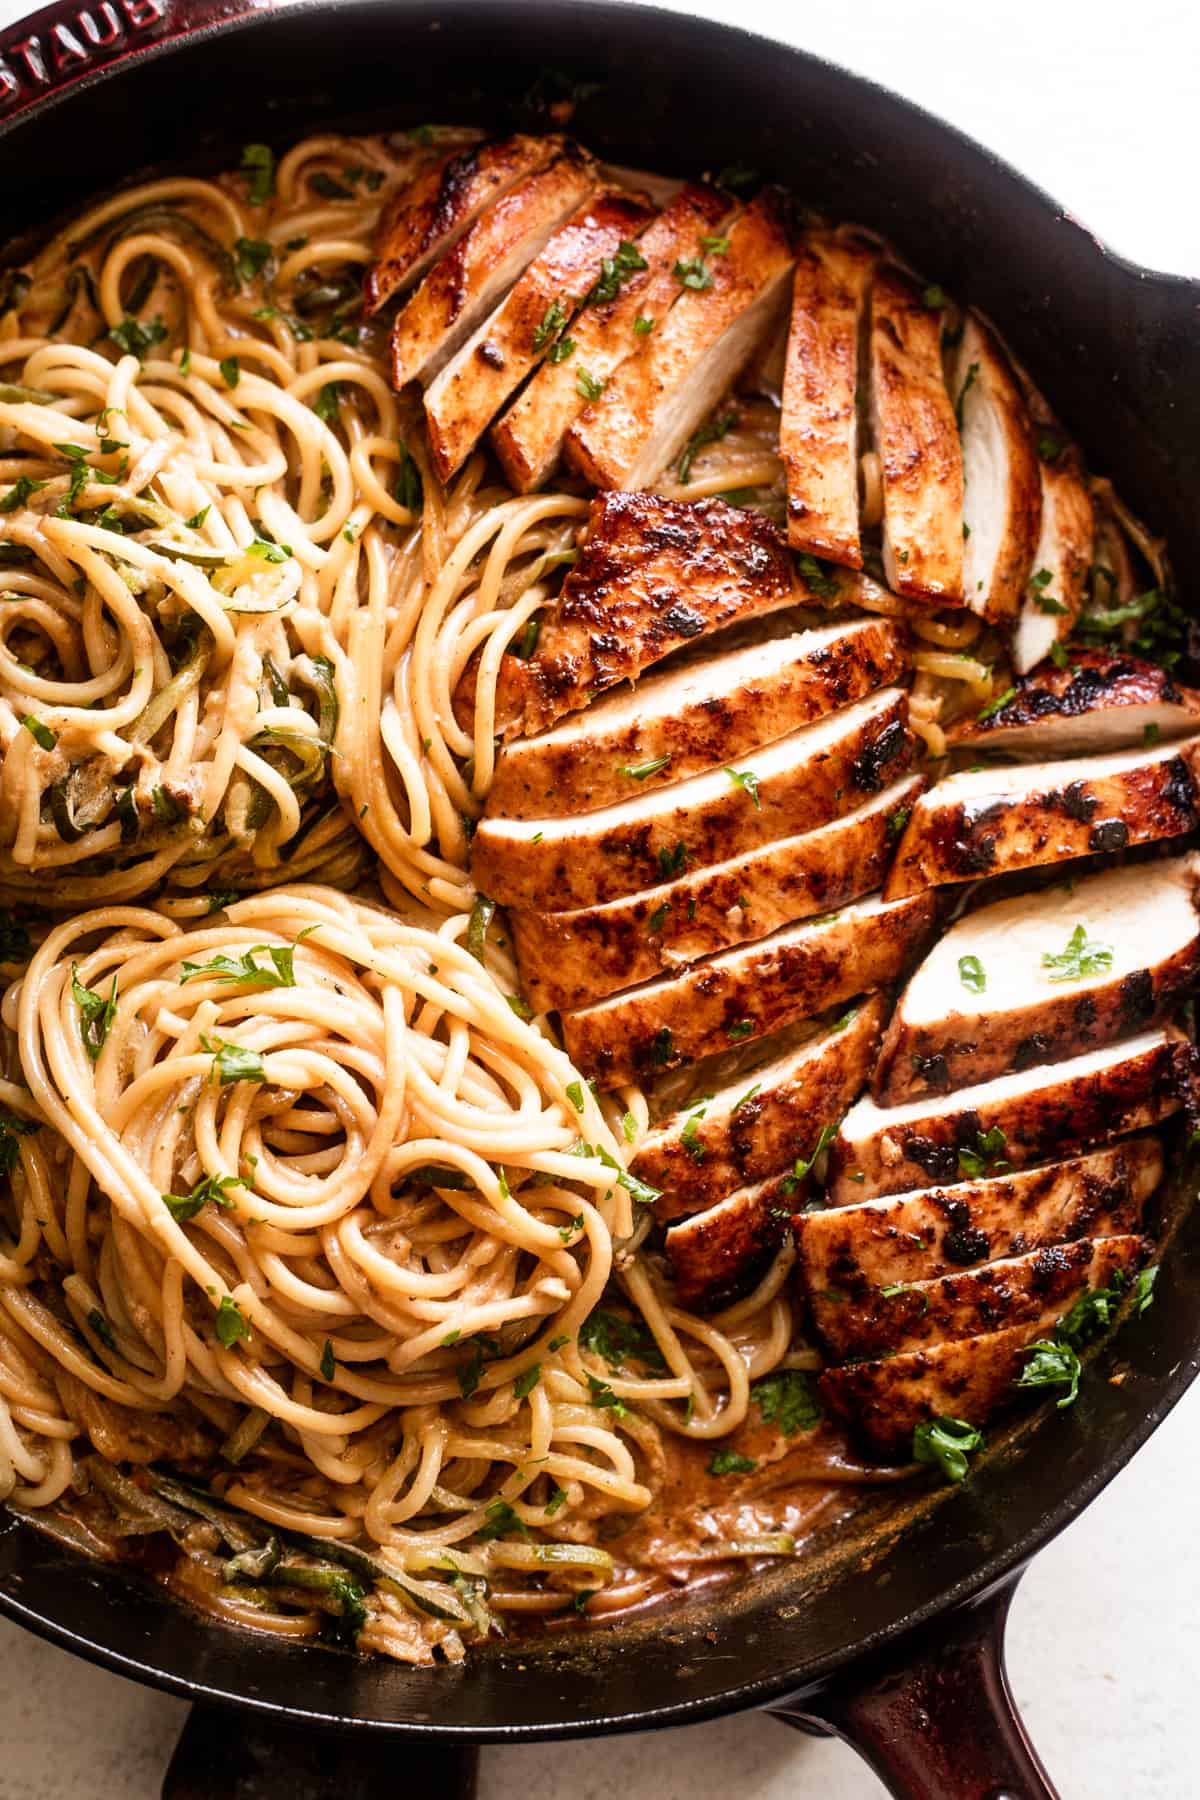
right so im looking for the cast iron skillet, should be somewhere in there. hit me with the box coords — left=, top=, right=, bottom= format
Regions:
left=1, top=3, right=1199, bottom=1795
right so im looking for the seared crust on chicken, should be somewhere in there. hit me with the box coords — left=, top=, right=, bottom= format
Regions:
left=796, top=1136, right=1161, bottom=1295
left=424, top=186, right=655, bottom=481
left=365, top=133, right=547, bottom=313
left=869, top=267, right=964, bottom=604
left=508, top=747, right=919, bottom=1014
left=780, top=234, right=875, bottom=566
left=952, top=314, right=1041, bottom=620
left=485, top=617, right=910, bottom=820
left=884, top=737, right=1200, bottom=898
left=483, top=492, right=797, bottom=741
left=948, top=649, right=1200, bottom=759
left=809, top=1234, right=1146, bottom=1361
left=472, top=686, right=912, bottom=911
left=828, top=1027, right=1189, bottom=1204
left=631, top=995, right=887, bottom=1222
left=818, top=1234, right=1148, bottom=1455
left=666, top=1172, right=795, bottom=1309
left=874, top=857, right=1200, bottom=1103
left=562, top=879, right=934, bottom=1086
left=565, top=190, right=795, bottom=490
left=491, top=184, right=732, bottom=492
left=1013, top=439, right=1094, bottom=675
left=389, top=142, right=597, bottom=390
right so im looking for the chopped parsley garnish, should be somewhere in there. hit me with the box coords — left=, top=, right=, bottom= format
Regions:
left=184, top=505, right=210, bottom=530
left=0, top=475, right=44, bottom=514
left=725, top=765, right=762, bottom=810
left=708, top=1449, right=756, bottom=1476
left=585, top=1372, right=629, bottom=1417
left=21, top=714, right=56, bottom=751
left=586, top=240, right=647, bottom=307
left=310, top=170, right=354, bottom=200
left=162, top=1172, right=244, bottom=1225
left=219, top=356, right=240, bottom=389
left=70, top=966, right=117, bottom=1061
left=575, top=367, right=605, bottom=402
left=781, top=1122, right=839, bottom=1195
left=680, top=1110, right=706, bottom=1164
left=544, top=1484, right=568, bottom=1515
left=957, top=954, right=986, bottom=994
left=0, top=1111, right=38, bottom=1177
left=957, top=1125, right=1010, bottom=1180
left=87, top=1308, right=116, bottom=1351
left=795, top=552, right=840, bottom=601
left=677, top=411, right=734, bottom=483
left=109, top=315, right=167, bottom=359
left=977, top=686, right=1016, bottom=723
left=619, top=754, right=671, bottom=780
left=1041, top=923, right=1113, bottom=983
left=180, top=945, right=295, bottom=988
left=533, top=299, right=569, bottom=352
left=547, top=336, right=576, bottom=364
left=314, top=381, right=341, bottom=422
left=1028, top=568, right=1067, bottom=614
left=505, top=993, right=534, bottom=1021
left=887, top=804, right=911, bottom=840
left=234, top=237, right=272, bottom=282
left=240, top=143, right=276, bottom=204
left=673, top=255, right=713, bottom=292
left=731, top=1082, right=761, bottom=1115
left=751, top=1369, right=823, bottom=1434
left=727, top=1020, right=755, bottom=1041
left=923, top=284, right=947, bottom=308
left=655, top=840, right=688, bottom=881
left=912, top=1415, right=982, bottom=1483
left=565, top=1080, right=586, bottom=1113
left=579, top=1309, right=666, bottom=1372
left=199, top=1034, right=265, bottom=1086
left=214, top=1295, right=250, bottom=1349
left=477, top=1499, right=530, bottom=1541
left=955, top=361, right=980, bottom=429
left=320, top=1339, right=336, bottom=1381
left=633, top=314, right=654, bottom=335
left=648, top=1026, right=674, bottom=1066
left=394, top=439, right=423, bottom=512
left=1016, top=1339, right=1081, bottom=1408
left=1037, top=432, right=1062, bottom=463
left=647, top=900, right=671, bottom=934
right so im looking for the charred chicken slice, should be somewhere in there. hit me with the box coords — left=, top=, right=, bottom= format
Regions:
left=389, top=141, right=598, bottom=390
left=951, top=314, right=1041, bottom=621
left=423, top=186, right=656, bottom=481
left=631, top=995, right=887, bottom=1223
left=365, top=133, right=551, bottom=313
left=874, top=856, right=1200, bottom=1103
left=561, top=878, right=934, bottom=1086
left=479, top=492, right=797, bottom=741
left=565, top=190, right=796, bottom=490
left=1012, top=438, right=1094, bottom=675
left=666, top=1171, right=795, bottom=1310
left=828, top=1026, right=1189, bottom=1204
left=948, top=648, right=1200, bottom=759
left=510, top=773, right=924, bottom=1014
left=869, top=267, right=964, bottom=604
left=491, top=183, right=733, bottom=492
left=472, top=686, right=913, bottom=912
left=884, top=736, right=1200, bottom=899
left=780, top=234, right=876, bottom=566
left=818, top=1233, right=1149, bottom=1456
left=484, top=616, right=910, bottom=821
left=796, top=1135, right=1161, bottom=1295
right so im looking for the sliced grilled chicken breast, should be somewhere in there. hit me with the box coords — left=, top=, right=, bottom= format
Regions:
left=780, top=234, right=876, bottom=566
left=884, top=736, right=1200, bottom=899
left=819, top=1234, right=1148, bottom=1455
left=491, top=183, right=732, bottom=491
left=948, top=649, right=1200, bottom=758
left=951, top=315, right=1041, bottom=620
left=365, top=134, right=549, bottom=314
left=796, top=1135, right=1161, bottom=1295
left=810, top=1234, right=1147, bottom=1361
left=875, top=857, right=1200, bottom=1102
left=389, top=142, right=597, bottom=390
left=1012, top=440, right=1094, bottom=675
left=483, top=491, right=796, bottom=740
left=485, top=616, right=909, bottom=820
left=562, top=879, right=934, bottom=1085
left=631, top=995, right=886, bottom=1222
left=472, top=686, right=912, bottom=911
left=511, top=775, right=924, bottom=1013
left=666, top=1171, right=794, bottom=1309
left=423, top=186, right=656, bottom=481
left=565, top=190, right=796, bottom=490
left=870, top=267, right=964, bottom=604
left=828, top=1026, right=1188, bottom=1204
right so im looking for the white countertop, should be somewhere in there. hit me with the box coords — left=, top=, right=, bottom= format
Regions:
left=0, top=1, right=1196, bottom=1794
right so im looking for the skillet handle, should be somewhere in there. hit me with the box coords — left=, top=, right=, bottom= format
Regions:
left=769, top=1569, right=1059, bottom=1800
left=162, top=1703, right=479, bottom=1800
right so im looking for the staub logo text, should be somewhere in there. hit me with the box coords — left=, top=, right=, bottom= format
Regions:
left=0, top=1, right=171, bottom=108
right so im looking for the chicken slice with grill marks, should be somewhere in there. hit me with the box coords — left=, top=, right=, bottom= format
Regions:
left=630, top=994, right=887, bottom=1223
left=509, top=776, right=925, bottom=1014
left=818, top=1233, right=1150, bottom=1457
left=808, top=1232, right=1149, bottom=1361
left=874, top=855, right=1200, bottom=1103
left=883, top=735, right=1200, bottom=899
left=491, top=183, right=733, bottom=492
left=388, top=140, right=598, bottom=390
left=423, top=185, right=657, bottom=482
left=564, top=189, right=796, bottom=491
left=561, top=874, right=934, bottom=1087
left=364, top=133, right=550, bottom=314
left=484, top=615, right=910, bottom=820
left=780, top=233, right=876, bottom=567
left=951, top=314, right=1042, bottom=621
left=796, top=1135, right=1162, bottom=1296
left=948, top=648, right=1200, bottom=759
left=472, top=686, right=912, bottom=912
left=869, top=266, right=964, bottom=605
left=665, top=1170, right=797, bottom=1311
left=827, top=1026, right=1190, bottom=1205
